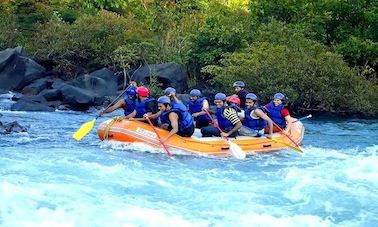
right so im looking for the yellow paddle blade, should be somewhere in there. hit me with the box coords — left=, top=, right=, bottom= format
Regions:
left=272, top=138, right=303, bottom=153
left=73, top=118, right=96, bottom=141
left=227, top=140, right=246, bottom=159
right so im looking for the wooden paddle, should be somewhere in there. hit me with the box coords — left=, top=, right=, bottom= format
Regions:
left=145, top=116, right=173, bottom=158
left=204, top=109, right=246, bottom=159
left=73, top=87, right=130, bottom=141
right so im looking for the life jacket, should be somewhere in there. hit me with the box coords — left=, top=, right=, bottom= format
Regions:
left=243, top=106, right=267, bottom=130
left=265, top=101, right=286, bottom=128
left=188, top=97, right=212, bottom=123
left=123, top=96, right=136, bottom=116
left=216, top=105, right=239, bottom=131
left=160, top=103, right=193, bottom=131
left=135, top=97, right=157, bottom=118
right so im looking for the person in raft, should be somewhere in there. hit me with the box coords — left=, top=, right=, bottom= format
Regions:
left=201, top=93, right=242, bottom=137
left=264, top=92, right=293, bottom=133
left=164, top=87, right=182, bottom=106
left=239, top=93, right=273, bottom=138
left=232, top=81, right=249, bottom=109
left=128, top=86, right=159, bottom=125
left=99, top=82, right=138, bottom=118
left=156, top=96, right=195, bottom=142
left=187, top=89, right=212, bottom=128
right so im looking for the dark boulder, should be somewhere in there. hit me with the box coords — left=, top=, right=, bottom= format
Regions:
left=67, top=68, right=118, bottom=97
left=56, top=68, right=118, bottom=110
left=39, top=89, right=61, bottom=101
left=0, top=121, right=28, bottom=134
left=0, top=47, right=46, bottom=91
left=11, top=99, right=55, bottom=112
left=59, top=84, right=97, bottom=111
left=21, top=78, right=51, bottom=96
left=132, top=63, right=188, bottom=93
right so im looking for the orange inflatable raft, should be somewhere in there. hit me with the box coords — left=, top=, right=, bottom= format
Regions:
left=98, top=118, right=305, bottom=157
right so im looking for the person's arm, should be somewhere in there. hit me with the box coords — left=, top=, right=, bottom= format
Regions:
left=281, top=108, right=292, bottom=133
left=221, top=108, right=242, bottom=137
left=144, top=110, right=163, bottom=120
left=162, top=112, right=179, bottom=142
left=192, top=99, right=210, bottom=117
left=255, top=109, right=273, bottom=138
left=100, top=99, right=125, bottom=116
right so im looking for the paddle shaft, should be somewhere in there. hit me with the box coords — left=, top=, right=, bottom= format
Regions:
left=145, top=117, right=172, bottom=157
left=98, top=86, right=131, bottom=118
left=243, top=126, right=302, bottom=153
left=204, top=110, right=229, bottom=141
left=272, top=121, right=301, bottom=148
left=292, top=114, right=312, bottom=123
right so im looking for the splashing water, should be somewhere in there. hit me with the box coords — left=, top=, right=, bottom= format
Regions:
left=0, top=110, right=377, bottom=226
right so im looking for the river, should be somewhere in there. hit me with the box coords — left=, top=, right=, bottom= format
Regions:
left=0, top=109, right=377, bottom=226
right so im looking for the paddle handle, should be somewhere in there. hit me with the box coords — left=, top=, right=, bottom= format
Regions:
left=145, top=117, right=172, bottom=157
left=292, top=114, right=312, bottom=123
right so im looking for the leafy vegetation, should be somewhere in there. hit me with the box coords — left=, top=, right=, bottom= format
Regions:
left=0, top=0, right=377, bottom=116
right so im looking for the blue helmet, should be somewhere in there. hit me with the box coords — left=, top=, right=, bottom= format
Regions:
left=126, top=87, right=137, bottom=96
left=189, top=89, right=201, bottom=97
left=232, top=81, right=245, bottom=88
left=273, top=93, right=286, bottom=101
left=157, top=96, right=171, bottom=104
left=164, top=87, right=176, bottom=96
left=246, top=93, right=258, bottom=101
left=214, top=93, right=227, bottom=101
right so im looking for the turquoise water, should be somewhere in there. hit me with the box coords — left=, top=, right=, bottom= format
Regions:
left=0, top=109, right=377, bottom=226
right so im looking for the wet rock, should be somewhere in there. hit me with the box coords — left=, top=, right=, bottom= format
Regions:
left=67, top=68, right=118, bottom=97
left=10, top=99, right=55, bottom=112
left=22, top=78, right=51, bottom=96
left=132, top=63, right=188, bottom=93
left=39, top=89, right=61, bottom=101
left=0, top=121, right=28, bottom=134
left=0, top=46, right=46, bottom=91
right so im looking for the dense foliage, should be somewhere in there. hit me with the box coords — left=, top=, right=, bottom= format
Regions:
left=0, top=0, right=377, bottom=116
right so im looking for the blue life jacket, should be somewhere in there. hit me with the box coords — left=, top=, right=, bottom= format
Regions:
left=243, top=106, right=267, bottom=130
left=135, top=97, right=156, bottom=118
left=188, top=97, right=212, bottom=124
left=265, top=101, right=286, bottom=128
left=160, top=103, right=193, bottom=131
left=216, top=106, right=238, bottom=131
left=123, top=96, right=136, bottom=116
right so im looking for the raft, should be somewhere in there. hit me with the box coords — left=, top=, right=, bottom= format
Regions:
left=98, top=119, right=305, bottom=157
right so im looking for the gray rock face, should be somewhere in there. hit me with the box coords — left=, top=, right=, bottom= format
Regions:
left=132, top=63, right=188, bottom=93
left=0, top=47, right=46, bottom=91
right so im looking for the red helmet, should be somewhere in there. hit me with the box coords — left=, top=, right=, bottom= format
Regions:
left=227, top=96, right=241, bottom=106
left=136, top=86, right=149, bottom=97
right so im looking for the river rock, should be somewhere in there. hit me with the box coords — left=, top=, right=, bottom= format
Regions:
left=132, top=63, right=188, bottom=93
left=21, top=78, right=51, bottom=96
left=0, top=121, right=28, bottom=134
left=0, top=46, right=47, bottom=91
left=10, top=99, right=55, bottom=112
left=39, top=89, right=61, bottom=101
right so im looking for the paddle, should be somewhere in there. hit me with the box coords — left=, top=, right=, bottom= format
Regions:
left=272, top=121, right=303, bottom=152
left=243, top=126, right=302, bottom=153
left=204, top=109, right=246, bottom=159
left=292, top=114, right=312, bottom=123
left=145, top=116, right=173, bottom=158
left=72, top=87, right=130, bottom=141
